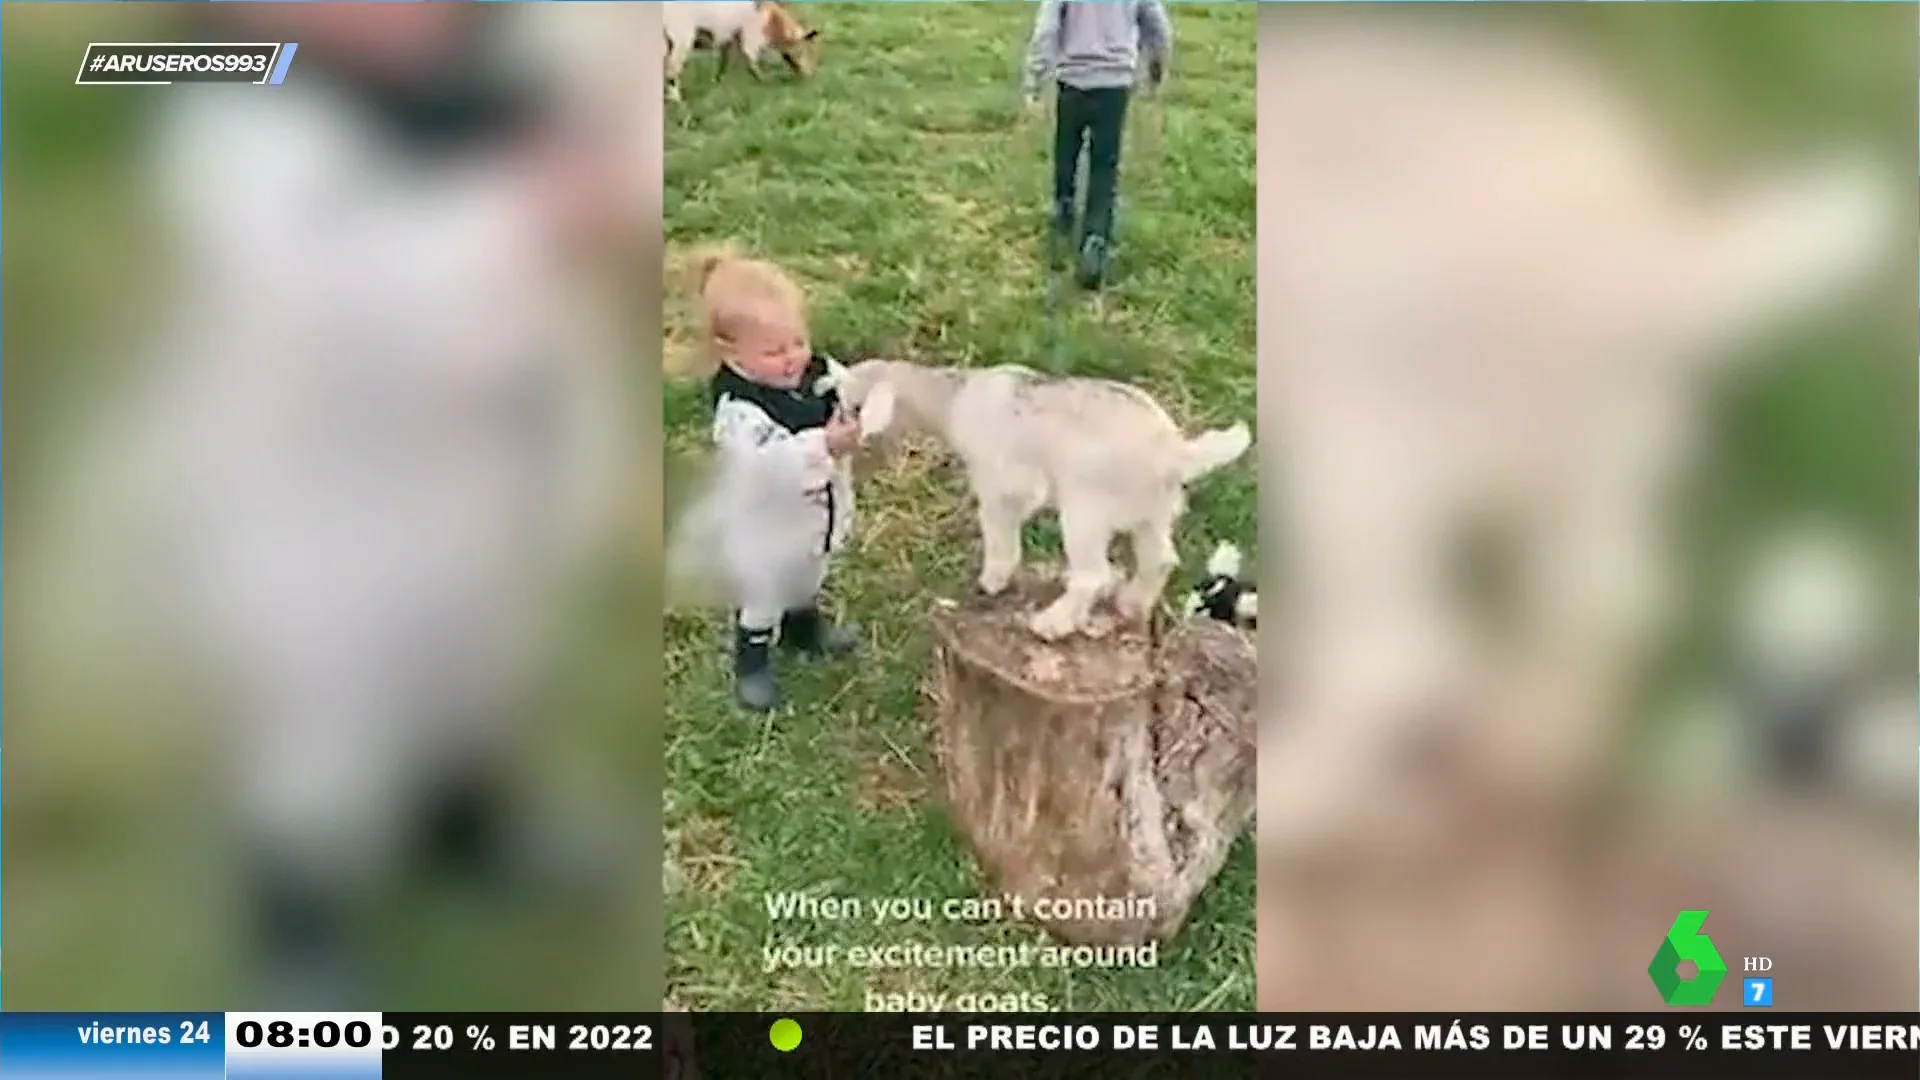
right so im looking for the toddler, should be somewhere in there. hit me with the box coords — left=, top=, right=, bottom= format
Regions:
left=696, top=249, right=863, bottom=710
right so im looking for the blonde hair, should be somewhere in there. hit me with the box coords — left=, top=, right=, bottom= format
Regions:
left=682, top=245, right=807, bottom=368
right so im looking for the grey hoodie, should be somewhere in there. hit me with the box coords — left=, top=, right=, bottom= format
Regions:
left=1022, top=0, right=1173, bottom=98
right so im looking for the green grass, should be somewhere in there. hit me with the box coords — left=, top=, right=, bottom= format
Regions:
left=662, top=4, right=1257, bottom=1011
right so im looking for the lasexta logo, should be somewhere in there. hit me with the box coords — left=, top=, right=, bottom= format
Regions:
left=1649, top=909, right=1727, bottom=1006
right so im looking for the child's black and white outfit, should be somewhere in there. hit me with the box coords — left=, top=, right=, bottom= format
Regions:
left=708, top=352, right=859, bottom=710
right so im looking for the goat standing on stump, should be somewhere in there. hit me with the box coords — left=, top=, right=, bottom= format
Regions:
left=830, top=358, right=1250, bottom=640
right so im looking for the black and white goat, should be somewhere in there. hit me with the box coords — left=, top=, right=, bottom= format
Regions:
left=1185, top=541, right=1257, bottom=630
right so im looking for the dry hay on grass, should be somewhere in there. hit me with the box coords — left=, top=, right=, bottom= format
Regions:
left=665, top=814, right=740, bottom=896
left=854, top=745, right=928, bottom=814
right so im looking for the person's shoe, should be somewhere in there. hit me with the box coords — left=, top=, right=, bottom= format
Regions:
left=735, top=624, right=779, bottom=710
left=1078, top=234, right=1111, bottom=290
left=780, top=606, right=860, bottom=658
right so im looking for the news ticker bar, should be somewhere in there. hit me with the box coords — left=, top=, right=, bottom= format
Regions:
left=0, top=1013, right=1917, bottom=1079
left=76, top=42, right=299, bottom=86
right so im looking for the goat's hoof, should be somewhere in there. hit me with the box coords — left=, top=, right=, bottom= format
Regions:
left=1114, top=591, right=1158, bottom=625
left=1028, top=608, right=1077, bottom=641
left=1081, top=613, right=1115, bottom=638
left=974, top=571, right=1013, bottom=597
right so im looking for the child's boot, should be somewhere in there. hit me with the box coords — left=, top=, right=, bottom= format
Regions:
left=734, top=622, right=779, bottom=711
left=781, top=605, right=859, bottom=658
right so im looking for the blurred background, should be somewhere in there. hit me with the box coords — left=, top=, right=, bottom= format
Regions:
left=3, top=3, right=664, bottom=1008
left=1256, top=4, right=1914, bottom=1010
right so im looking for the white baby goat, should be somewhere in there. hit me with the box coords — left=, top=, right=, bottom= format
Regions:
left=827, top=359, right=1251, bottom=640
left=1255, top=17, right=1900, bottom=867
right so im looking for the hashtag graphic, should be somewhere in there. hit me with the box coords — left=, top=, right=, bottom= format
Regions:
left=90, top=52, right=105, bottom=72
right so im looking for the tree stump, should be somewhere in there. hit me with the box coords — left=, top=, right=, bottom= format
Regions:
left=927, top=568, right=1257, bottom=946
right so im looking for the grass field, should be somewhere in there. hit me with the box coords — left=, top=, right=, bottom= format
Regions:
left=661, top=4, right=1258, bottom=1011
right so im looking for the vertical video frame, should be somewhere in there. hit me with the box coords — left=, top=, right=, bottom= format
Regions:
left=663, top=1, right=1257, bottom=1012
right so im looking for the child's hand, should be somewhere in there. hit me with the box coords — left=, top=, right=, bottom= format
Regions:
left=824, top=412, right=862, bottom=458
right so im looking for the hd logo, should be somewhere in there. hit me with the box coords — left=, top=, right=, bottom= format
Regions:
left=1648, top=909, right=1728, bottom=1006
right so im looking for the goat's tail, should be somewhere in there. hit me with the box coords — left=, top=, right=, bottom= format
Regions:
left=1180, top=422, right=1252, bottom=483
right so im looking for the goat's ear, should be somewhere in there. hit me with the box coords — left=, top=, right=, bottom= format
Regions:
left=859, top=381, right=897, bottom=440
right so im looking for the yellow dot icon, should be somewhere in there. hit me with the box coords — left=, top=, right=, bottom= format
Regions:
left=770, top=1018, right=802, bottom=1052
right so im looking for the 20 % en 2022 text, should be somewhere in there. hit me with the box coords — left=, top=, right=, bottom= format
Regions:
left=397, top=1022, right=656, bottom=1053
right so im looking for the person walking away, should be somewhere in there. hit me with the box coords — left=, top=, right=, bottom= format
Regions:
left=1022, top=0, right=1171, bottom=290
